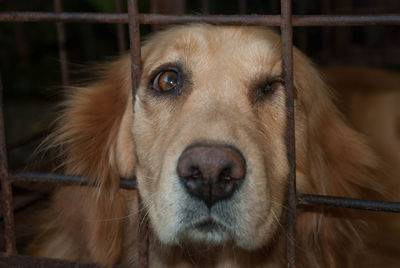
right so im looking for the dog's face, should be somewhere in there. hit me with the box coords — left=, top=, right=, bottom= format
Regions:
left=126, top=25, right=310, bottom=249
left=35, top=25, right=383, bottom=266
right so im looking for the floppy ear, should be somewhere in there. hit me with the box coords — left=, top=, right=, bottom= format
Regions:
left=51, top=56, right=135, bottom=188
left=37, top=56, right=136, bottom=264
left=293, top=52, right=384, bottom=267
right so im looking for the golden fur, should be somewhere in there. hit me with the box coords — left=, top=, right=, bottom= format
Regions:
left=28, top=25, right=400, bottom=267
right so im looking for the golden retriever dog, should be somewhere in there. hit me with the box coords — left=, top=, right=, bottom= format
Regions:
left=28, top=25, right=400, bottom=267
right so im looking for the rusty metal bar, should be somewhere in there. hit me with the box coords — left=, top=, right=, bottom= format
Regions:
left=238, top=0, right=247, bottom=14
left=0, top=12, right=128, bottom=23
left=0, top=252, right=126, bottom=267
left=201, top=0, right=210, bottom=14
left=140, top=14, right=279, bottom=25
left=10, top=172, right=137, bottom=189
left=1, top=12, right=400, bottom=26
left=298, top=194, right=400, bottom=213
left=54, top=0, right=69, bottom=85
left=127, top=1, right=142, bottom=96
left=115, top=0, right=127, bottom=53
left=12, top=172, right=400, bottom=214
left=137, top=196, right=149, bottom=268
left=127, top=1, right=148, bottom=267
left=0, top=74, right=17, bottom=254
left=10, top=171, right=400, bottom=214
left=280, top=0, right=296, bottom=267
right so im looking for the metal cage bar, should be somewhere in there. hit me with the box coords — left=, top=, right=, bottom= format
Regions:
left=0, top=252, right=126, bottom=267
left=1, top=12, right=400, bottom=26
left=0, top=75, right=17, bottom=254
left=280, top=0, right=296, bottom=266
left=0, top=1, right=400, bottom=267
left=127, top=1, right=149, bottom=268
left=115, top=0, right=128, bottom=53
left=10, top=173, right=400, bottom=212
left=54, top=0, right=69, bottom=86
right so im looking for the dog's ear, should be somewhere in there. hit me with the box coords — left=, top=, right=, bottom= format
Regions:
left=44, top=56, right=135, bottom=264
left=50, top=56, right=135, bottom=188
left=293, top=51, right=384, bottom=267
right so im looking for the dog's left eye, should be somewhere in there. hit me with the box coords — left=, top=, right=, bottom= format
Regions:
left=152, top=70, right=179, bottom=92
left=263, top=78, right=284, bottom=94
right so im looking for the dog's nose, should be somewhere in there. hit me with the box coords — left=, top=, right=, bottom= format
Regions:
left=177, top=144, right=246, bottom=208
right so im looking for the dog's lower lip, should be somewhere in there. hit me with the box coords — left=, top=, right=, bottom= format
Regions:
left=195, top=219, right=225, bottom=232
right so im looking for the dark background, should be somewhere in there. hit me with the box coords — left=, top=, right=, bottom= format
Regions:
left=1, top=0, right=400, bottom=170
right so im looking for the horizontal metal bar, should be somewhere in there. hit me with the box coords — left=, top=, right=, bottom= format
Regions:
left=10, top=174, right=400, bottom=212
left=0, top=252, right=126, bottom=268
left=0, top=12, right=127, bottom=24
left=10, top=172, right=137, bottom=189
left=295, top=14, right=400, bottom=26
left=141, top=14, right=400, bottom=26
left=298, top=194, right=400, bottom=213
left=9, top=173, right=400, bottom=212
left=0, top=73, right=17, bottom=253
left=0, top=12, right=399, bottom=26
left=139, top=14, right=280, bottom=25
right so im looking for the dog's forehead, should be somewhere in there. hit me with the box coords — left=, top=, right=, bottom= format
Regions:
left=142, top=26, right=282, bottom=78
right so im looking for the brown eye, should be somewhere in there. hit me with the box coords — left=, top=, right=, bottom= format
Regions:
left=152, top=70, right=179, bottom=92
left=264, top=78, right=284, bottom=93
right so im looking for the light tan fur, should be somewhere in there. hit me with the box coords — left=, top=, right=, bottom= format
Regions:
left=28, top=25, right=400, bottom=267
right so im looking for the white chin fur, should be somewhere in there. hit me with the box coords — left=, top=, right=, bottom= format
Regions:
left=181, top=228, right=230, bottom=245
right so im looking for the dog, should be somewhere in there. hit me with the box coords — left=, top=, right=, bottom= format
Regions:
left=28, top=25, right=400, bottom=267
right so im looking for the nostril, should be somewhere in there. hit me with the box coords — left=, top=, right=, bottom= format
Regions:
left=190, top=167, right=202, bottom=178
left=183, top=177, right=199, bottom=193
left=219, top=167, right=233, bottom=181
left=182, top=167, right=203, bottom=192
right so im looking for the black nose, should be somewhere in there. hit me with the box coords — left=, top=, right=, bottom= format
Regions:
left=176, top=144, right=246, bottom=208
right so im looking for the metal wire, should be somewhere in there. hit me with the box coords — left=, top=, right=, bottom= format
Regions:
left=280, top=0, right=296, bottom=266
left=0, top=74, right=17, bottom=254
left=115, top=0, right=127, bottom=53
left=10, top=172, right=400, bottom=213
left=127, top=1, right=149, bottom=268
left=1, top=12, right=400, bottom=26
left=0, top=252, right=126, bottom=267
left=10, top=173, right=137, bottom=189
left=298, top=194, right=400, bottom=213
left=54, top=0, right=69, bottom=86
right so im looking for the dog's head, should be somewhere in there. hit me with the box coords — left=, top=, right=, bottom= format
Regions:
left=54, top=25, right=382, bottom=265
left=132, top=25, right=291, bottom=248
left=116, top=25, right=338, bottom=249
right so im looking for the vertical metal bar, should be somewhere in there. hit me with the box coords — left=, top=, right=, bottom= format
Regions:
left=201, top=0, right=210, bottom=14
left=150, top=0, right=160, bottom=14
left=115, top=0, right=127, bottom=53
left=238, top=0, right=246, bottom=14
left=280, top=0, right=296, bottom=267
left=137, top=196, right=149, bottom=268
left=54, top=0, right=69, bottom=86
left=128, top=0, right=142, bottom=96
left=269, top=0, right=279, bottom=14
left=320, top=0, right=332, bottom=63
left=0, top=74, right=17, bottom=254
left=127, top=1, right=148, bottom=267
left=333, top=0, right=351, bottom=61
left=296, top=0, right=308, bottom=51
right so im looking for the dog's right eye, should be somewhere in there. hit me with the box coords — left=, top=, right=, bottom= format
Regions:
left=152, top=70, right=179, bottom=92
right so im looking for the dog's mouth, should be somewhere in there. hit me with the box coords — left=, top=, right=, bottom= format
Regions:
left=179, top=218, right=231, bottom=245
left=194, top=219, right=226, bottom=233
